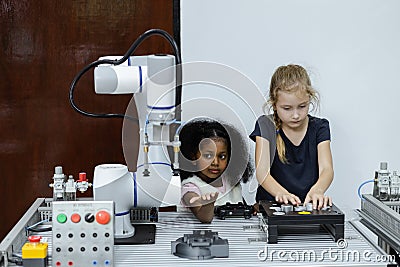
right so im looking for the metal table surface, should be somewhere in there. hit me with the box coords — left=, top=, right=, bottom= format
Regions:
left=0, top=198, right=396, bottom=267
left=111, top=212, right=393, bottom=267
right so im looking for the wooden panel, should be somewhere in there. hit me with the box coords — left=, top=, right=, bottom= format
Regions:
left=0, top=0, right=176, bottom=240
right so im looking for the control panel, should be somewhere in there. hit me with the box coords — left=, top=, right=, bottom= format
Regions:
left=259, top=201, right=344, bottom=244
left=52, top=201, right=114, bottom=267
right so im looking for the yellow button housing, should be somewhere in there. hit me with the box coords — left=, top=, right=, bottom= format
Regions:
left=22, top=242, right=48, bottom=259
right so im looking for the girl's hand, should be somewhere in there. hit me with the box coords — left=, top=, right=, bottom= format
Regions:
left=275, top=192, right=301, bottom=206
left=304, top=188, right=332, bottom=210
left=189, top=192, right=219, bottom=205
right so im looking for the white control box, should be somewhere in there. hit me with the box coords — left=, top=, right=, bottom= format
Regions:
left=52, top=201, right=114, bottom=267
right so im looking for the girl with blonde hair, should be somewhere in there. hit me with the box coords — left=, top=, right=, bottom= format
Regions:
left=250, top=64, right=333, bottom=210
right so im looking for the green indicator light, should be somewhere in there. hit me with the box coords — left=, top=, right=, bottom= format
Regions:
left=57, top=213, right=67, bottom=223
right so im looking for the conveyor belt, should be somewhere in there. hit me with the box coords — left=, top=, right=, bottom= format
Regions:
left=359, top=194, right=400, bottom=252
left=1, top=199, right=395, bottom=267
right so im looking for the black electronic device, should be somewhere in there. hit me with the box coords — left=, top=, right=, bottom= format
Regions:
left=259, top=200, right=345, bottom=244
left=214, top=202, right=253, bottom=220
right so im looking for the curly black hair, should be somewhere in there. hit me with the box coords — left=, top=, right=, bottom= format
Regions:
left=178, top=118, right=254, bottom=186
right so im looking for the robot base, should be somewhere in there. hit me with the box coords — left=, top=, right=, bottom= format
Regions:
left=114, top=224, right=156, bottom=245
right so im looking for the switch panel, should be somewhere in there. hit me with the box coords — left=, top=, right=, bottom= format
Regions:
left=52, top=201, right=114, bottom=267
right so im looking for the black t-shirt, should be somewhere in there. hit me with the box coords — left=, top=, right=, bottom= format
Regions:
left=250, top=115, right=331, bottom=202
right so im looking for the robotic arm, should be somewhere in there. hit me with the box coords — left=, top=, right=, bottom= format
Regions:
left=69, top=29, right=182, bottom=239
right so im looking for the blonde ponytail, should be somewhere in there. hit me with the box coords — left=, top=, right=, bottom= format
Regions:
left=273, top=110, right=288, bottom=163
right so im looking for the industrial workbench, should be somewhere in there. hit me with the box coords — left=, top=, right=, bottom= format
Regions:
left=0, top=198, right=396, bottom=267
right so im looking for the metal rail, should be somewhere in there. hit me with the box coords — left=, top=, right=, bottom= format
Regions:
left=0, top=198, right=46, bottom=267
left=359, top=194, right=400, bottom=264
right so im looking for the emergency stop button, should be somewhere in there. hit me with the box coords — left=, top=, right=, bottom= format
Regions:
left=96, top=210, right=111, bottom=225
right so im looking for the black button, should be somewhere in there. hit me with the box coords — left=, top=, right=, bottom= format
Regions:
left=85, top=213, right=95, bottom=223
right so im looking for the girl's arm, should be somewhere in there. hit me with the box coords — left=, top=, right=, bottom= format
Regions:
left=182, top=191, right=219, bottom=223
left=255, top=136, right=301, bottom=205
left=304, top=140, right=334, bottom=209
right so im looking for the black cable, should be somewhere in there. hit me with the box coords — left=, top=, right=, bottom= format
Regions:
left=25, top=227, right=52, bottom=232
left=69, top=29, right=182, bottom=121
left=8, top=257, right=23, bottom=266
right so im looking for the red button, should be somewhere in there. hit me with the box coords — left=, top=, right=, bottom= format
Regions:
left=28, top=236, right=41, bottom=243
left=71, top=213, right=81, bottom=223
left=96, top=210, right=111, bottom=225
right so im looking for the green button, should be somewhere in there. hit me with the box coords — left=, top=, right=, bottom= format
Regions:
left=57, top=213, right=67, bottom=223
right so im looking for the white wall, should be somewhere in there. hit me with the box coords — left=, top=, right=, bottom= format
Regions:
left=181, top=0, right=400, bottom=209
